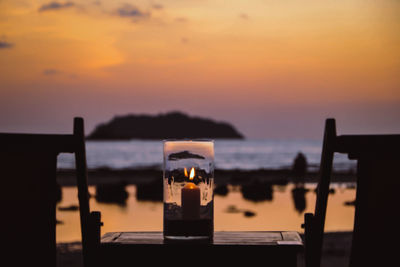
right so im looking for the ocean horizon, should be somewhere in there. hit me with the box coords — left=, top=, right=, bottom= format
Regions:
left=57, top=139, right=355, bottom=171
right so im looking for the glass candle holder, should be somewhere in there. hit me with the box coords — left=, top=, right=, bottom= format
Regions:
left=163, top=140, right=214, bottom=241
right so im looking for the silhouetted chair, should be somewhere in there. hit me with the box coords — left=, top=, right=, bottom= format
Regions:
left=303, top=118, right=400, bottom=267
left=0, top=118, right=101, bottom=267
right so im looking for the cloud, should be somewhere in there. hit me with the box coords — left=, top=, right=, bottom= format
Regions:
left=38, top=1, right=75, bottom=12
left=175, top=17, right=188, bottom=23
left=43, top=69, right=61, bottom=75
left=152, top=4, right=163, bottom=10
left=115, top=4, right=150, bottom=21
left=0, top=41, right=14, bottom=49
left=239, top=13, right=249, bottom=20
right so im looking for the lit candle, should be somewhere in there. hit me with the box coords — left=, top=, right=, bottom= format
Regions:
left=182, top=167, right=200, bottom=220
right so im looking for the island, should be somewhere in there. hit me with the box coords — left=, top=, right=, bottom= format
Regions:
left=87, top=111, right=244, bottom=140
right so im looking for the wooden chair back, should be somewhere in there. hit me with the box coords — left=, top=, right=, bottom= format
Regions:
left=303, top=118, right=400, bottom=267
left=347, top=144, right=400, bottom=267
left=74, top=118, right=102, bottom=267
left=0, top=118, right=100, bottom=267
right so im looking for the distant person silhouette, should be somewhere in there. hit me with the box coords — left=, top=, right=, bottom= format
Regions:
left=291, top=153, right=308, bottom=213
left=292, top=152, right=307, bottom=184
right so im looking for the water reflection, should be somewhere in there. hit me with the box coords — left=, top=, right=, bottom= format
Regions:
left=95, top=181, right=129, bottom=206
left=56, top=183, right=356, bottom=243
left=89, top=177, right=329, bottom=215
left=291, top=185, right=309, bottom=214
left=91, top=177, right=336, bottom=216
left=241, top=180, right=273, bottom=202
left=214, top=184, right=229, bottom=196
left=136, top=179, right=163, bottom=201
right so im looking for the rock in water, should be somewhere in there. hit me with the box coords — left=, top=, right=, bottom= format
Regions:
left=95, top=181, right=129, bottom=205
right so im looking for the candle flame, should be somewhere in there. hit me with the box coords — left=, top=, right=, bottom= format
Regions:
left=184, top=167, right=188, bottom=177
left=189, top=167, right=195, bottom=180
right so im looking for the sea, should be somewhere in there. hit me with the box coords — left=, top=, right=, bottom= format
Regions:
left=57, top=139, right=355, bottom=171
left=56, top=139, right=357, bottom=242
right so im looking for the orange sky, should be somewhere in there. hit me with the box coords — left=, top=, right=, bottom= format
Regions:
left=0, top=0, right=399, bottom=138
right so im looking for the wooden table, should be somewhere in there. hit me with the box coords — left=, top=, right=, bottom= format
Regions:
left=99, top=231, right=303, bottom=267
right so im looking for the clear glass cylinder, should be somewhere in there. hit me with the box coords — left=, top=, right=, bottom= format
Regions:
left=163, top=140, right=214, bottom=241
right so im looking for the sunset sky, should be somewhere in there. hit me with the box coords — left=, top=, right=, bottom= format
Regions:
left=1, top=0, right=399, bottom=138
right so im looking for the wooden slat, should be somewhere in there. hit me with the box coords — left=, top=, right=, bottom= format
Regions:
left=310, top=119, right=336, bottom=267
left=335, top=135, right=400, bottom=159
left=112, top=232, right=163, bottom=244
left=0, top=133, right=76, bottom=153
left=214, top=231, right=283, bottom=245
left=99, top=231, right=303, bottom=267
left=101, top=231, right=303, bottom=248
left=101, top=232, right=122, bottom=243
left=279, top=231, right=303, bottom=245
left=73, top=117, right=93, bottom=267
